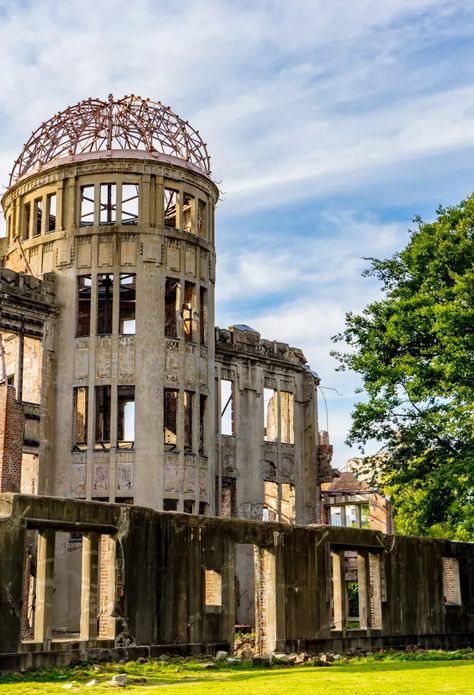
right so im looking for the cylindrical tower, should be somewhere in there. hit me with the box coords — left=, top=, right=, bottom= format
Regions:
left=1, top=95, right=219, bottom=513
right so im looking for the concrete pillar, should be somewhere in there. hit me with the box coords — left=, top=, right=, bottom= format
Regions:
left=34, top=529, right=55, bottom=647
left=255, top=546, right=276, bottom=655
left=369, top=553, right=383, bottom=629
left=357, top=552, right=370, bottom=629
left=80, top=533, right=99, bottom=640
left=331, top=550, right=345, bottom=630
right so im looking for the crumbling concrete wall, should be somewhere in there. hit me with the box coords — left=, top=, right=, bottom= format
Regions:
left=0, top=494, right=472, bottom=670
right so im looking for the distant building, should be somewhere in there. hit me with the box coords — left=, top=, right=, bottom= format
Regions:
left=320, top=470, right=393, bottom=534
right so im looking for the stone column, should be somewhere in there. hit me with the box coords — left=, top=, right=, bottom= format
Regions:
left=357, top=552, right=370, bottom=629
left=80, top=532, right=99, bottom=640
left=34, top=529, right=55, bottom=647
left=331, top=549, right=345, bottom=630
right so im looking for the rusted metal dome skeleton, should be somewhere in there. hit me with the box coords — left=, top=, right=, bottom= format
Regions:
left=9, top=94, right=211, bottom=184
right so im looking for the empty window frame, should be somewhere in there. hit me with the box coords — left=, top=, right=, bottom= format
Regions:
left=117, top=386, right=135, bottom=449
left=263, top=481, right=278, bottom=522
left=80, top=185, right=95, bottom=226
left=264, top=388, right=278, bottom=442
left=199, top=394, right=207, bottom=455
left=281, top=483, right=295, bottom=523
left=97, top=274, right=114, bottom=335
left=263, top=388, right=294, bottom=443
left=184, top=391, right=193, bottom=452
left=442, top=558, right=461, bottom=605
left=220, top=379, right=234, bottom=435
left=204, top=569, right=222, bottom=606
left=183, top=192, right=193, bottom=233
left=330, top=506, right=343, bottom=527
left=182, top=282, right=194, bottom=341
left=95, top=386, right=111, bottom=449
left=164, top=389, right=178, bottom=450
left=100, top=184, right=117, bottom=224
left=198, top=501, right=208, bottom=515
left=360, top=503, right=370, bottom=528
left=346, top=505, right=359, bottom=528
left=119, top=274, right=136, bottom=334
left=164, top=188, right=178, bottom=228
left=197, top=199, right=207, bottom=238
left=33, top=198, right=42, bottom=237
left=165, top=278, right=179, bottom=338
left=23, top=201, right=31, bottom=240
left=280, top=391, right=294, bottom=444
left=200, top=286, right=208, bottom=345
left=121, top=184, right=139, bottom=225
left=183, top=500, right=194, bottom=514
left=163, top=498, right=178, bottom=511
left=220, top=477, right=236, bottom=517
left=47, top=193, right=57, bottom=232
left=73, top=387, right=88, bottom=450
left=77, top=276, right=92, bottom=337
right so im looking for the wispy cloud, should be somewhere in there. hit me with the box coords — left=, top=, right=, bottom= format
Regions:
left=0, top=0, right=473, bottom=467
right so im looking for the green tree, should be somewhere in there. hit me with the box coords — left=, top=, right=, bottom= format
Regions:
left=332, top=196, right=474, bottom=540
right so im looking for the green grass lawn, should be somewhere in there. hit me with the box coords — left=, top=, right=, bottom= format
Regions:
left=0, top=653, right=473, bottom=694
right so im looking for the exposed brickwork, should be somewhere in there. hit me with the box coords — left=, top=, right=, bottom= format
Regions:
left=0, top=384, right=24, bottom=492
left=442, top=557, right=461, bottom=605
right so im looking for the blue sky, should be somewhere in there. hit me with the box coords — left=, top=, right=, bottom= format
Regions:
left=1, top=0, right=474, bottom=468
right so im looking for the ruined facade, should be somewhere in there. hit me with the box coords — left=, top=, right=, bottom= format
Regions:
left=0, top=96, right=472, bottom=667
left=0, top=95, right=332, bottom=522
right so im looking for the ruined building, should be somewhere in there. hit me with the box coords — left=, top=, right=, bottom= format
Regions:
left=0, top=95, right=333, bottom=520
left=0, top=97, right=472, bottom=669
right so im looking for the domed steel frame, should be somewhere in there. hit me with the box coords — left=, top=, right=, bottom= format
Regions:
left=9, top=94, right=211, bottom=185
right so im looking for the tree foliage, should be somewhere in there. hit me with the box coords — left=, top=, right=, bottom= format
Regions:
left=332, top=196, right=474, bottom=540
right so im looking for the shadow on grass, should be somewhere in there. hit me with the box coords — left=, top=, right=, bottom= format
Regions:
left=1, top=659, right=473, bottom=687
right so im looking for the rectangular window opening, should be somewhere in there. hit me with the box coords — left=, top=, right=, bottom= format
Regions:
left=198, top=199, right=207, bottom=238
left=23, top=201, right=31, bottom=240
left=76, top=276, right=92, bottom=338
left=97, top=274, right=114, bottom=335
left=199, top=286, right=208, bottom=346
left=165, top=278, right=179, bottom=338
left=184, top=390, right=193, bottom=452
left=95, top=386, right=111, bottom=449
left=220, top=379, right=234, bottom=435
left=183, top=500, right=194, bottom=514
left=163, top=498, right=178, bottom=511
left=280, top=391, right=294, bottom=444
left=220, top=477, right=236, bottom=517
left=100, top=184, right=117, bottom=225
left=80, top=185, right=95, bottom=226
left=47, top=193, right=57, bottom=233
left=164, top=389, right=178, bottom=450
left=263, top=481, right=278, bottom=522
left=117, top=385, right=135, bottom=449
left=442, top=557, right=461, bottom=605
left=204, top=569, right=222, bottom=606
left=281, top=483, right=295, bottom=523
left=73, top=387, right=88, bottom=451
left=199, top=394, right=206, bottom=455
left=183, top=192, right=193, bottom=233
left=121, top=184, right=139, bottom=225
left=164, top=188, right=178, bottom=228
left=183, top=282, right=194, bottom=341
left=119, top=274, right=136, bottom=334
left=346, top=505, right=359, bottom=528
left=198, top=501, right=208, bottom=516
left=33, top=199, right=42, bottom=237
left=264, top=387, right=278, bottom=442
left=360, top=503, right=370, bottom=528
left=330, top=506, right=343, bottom=527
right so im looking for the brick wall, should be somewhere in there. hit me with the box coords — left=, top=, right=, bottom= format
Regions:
left=0, top=383, right=24, bottom=492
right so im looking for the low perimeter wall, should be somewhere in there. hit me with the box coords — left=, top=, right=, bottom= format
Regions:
left=0, top=493, right=472, bottom=671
